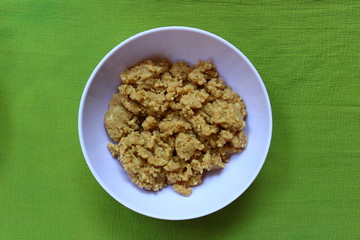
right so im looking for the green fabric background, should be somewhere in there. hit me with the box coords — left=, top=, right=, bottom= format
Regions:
left=1, top=0, right=359, bottom=239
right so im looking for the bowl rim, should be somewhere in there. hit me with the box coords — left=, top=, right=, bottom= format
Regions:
left=78, top=26, right=273, bottom=220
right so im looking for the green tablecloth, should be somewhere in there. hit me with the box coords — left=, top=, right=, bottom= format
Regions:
left=1, top=0, right=359, bottom=239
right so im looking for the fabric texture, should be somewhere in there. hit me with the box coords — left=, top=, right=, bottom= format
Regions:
left=1, top=0, right=359, bottom=239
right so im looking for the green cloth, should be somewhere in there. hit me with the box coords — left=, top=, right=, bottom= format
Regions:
left=1, top=0, right=359, bottom=239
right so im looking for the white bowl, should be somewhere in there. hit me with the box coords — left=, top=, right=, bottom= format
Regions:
left=78, top=26, right=272, bottom=220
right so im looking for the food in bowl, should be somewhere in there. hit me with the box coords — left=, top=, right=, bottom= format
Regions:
left=105, top=59, right=247, bottom=196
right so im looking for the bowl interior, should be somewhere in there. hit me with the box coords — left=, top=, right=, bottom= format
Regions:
left=79, top=27, right=272, bottom=220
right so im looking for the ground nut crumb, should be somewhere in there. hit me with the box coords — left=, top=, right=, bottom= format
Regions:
left=105, top=59, right=247, bottom=196
left=173, top=184, right=192, bottom=197
left=175, top=132, right=204, bottom=160
left=142, top=116, right=158, bottom=131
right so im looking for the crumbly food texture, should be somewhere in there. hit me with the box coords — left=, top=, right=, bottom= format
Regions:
left=105, top=59, right=247, bottom=196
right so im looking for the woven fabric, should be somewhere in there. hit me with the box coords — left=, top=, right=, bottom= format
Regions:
left=1, top=0, right=359, bottom=239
